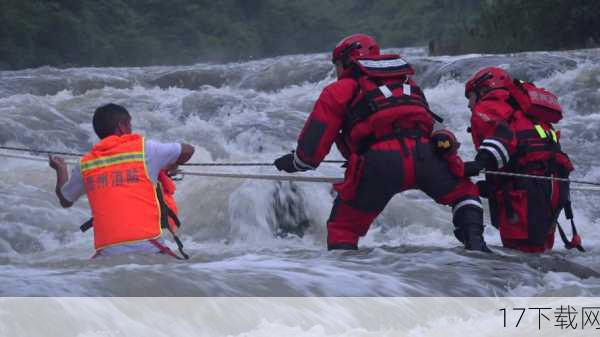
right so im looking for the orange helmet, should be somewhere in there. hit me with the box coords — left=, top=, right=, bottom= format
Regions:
left=331, top=34, right=380, bottom=64
left=465, top=67, right=512, bottom=98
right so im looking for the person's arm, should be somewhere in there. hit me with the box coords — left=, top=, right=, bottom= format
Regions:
left=275, top=80, right=355, bottom=172
left=296, top=80, right=357, bottom=167
left=465, top=99, right=518, bottom=175
left=49, top=155, right=73, bottom=208
left=334, top=133, right=351, bottom=160
left=145, top=140, right=195, bottom=181
left=176, top=143, right=195, bottom=165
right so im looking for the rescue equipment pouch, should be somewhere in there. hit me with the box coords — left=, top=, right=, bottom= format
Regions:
left=490, top=178, right=556, bottom=246
left=510, top=80, right=563, bottom=123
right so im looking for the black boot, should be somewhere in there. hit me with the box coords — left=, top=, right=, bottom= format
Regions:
left=455, top=223, right=492, bottom=253
left=453, top=199, right=492, bottom=253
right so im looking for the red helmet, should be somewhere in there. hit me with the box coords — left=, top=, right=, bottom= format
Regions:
left=332, top=34, right=380, bottom=64
left=464, top=67, right=512, bottom=98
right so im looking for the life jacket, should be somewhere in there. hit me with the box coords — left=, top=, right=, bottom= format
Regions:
left=342, top=54, right=442, bottom=154
left=79, top=134, right=189, bottom=259
left=495, top=80, right=568, bottom=172
left=80, top=134, right=162, bottom=251
left=509, top=80, right=563, bottom=123
left=507, top=108, right=573, bottom=176
left=80, top=173, right=188, bottom=259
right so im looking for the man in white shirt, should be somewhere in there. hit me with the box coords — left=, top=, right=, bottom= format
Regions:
left=49, top=103, right=194, bottom=257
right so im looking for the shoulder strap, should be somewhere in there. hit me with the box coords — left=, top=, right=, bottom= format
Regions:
left=347, top=76, right=443, bottom=129
left=80, top=218, right=93, bottom=232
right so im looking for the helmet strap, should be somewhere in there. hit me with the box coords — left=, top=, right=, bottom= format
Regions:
left=334, top=42, right=362, bottom=65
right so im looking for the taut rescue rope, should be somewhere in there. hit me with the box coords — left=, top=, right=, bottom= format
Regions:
left=1, top=147, right=599, bottom=191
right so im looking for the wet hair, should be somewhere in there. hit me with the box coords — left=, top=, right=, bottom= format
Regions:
left=92, top=103, right=131, bottom=139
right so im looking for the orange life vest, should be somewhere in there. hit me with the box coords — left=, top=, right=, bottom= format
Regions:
left=80, top=134, right=162, bottom=250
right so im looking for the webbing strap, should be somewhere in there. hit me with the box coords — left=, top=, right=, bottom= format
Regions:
left=557, top=221, right=585, bottom=252
left=80, top=218, right=93, bottom=232
left=534, top=125, right=547, bottom=139
left=148, top=239, right=183, bottom=260
left=557, top=201, right=585, bottom=252
left=350, top=79, right=443, bottom=128
left=155, top=183, right=189, bottom=259
left=532, top=124, right=558, bottom=143
left=169, top=229, right=189, bottom=260
left=166, top=207, right=181, bottom=228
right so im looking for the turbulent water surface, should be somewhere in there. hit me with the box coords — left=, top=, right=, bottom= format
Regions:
left=1, top=47, right=599, bottom=296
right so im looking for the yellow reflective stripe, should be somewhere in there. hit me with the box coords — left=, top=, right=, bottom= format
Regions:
left=81, top=152, right=144, bottom=172
left=534, top=125, right=547, bottom=139
left=550, top=130, right=558, bottom=142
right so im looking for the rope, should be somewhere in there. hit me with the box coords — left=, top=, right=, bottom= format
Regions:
left=0, top=145, right=83, bottom=157
left=182, top=162, right=273, bottom=167
left=483, top=170, right=600, bottom=187
left=1, top=147, right=599, bottom=189
left=179, top=171, right=342, bottom=183
left=0, top=152, right=78, bottom=164
left=177, top=170, right=599, bottom=191
left=0, top=145, right=345, bottom=166
left=180, top=160, right=345, bottom=166
left=570, top=185, right=600, bottom=193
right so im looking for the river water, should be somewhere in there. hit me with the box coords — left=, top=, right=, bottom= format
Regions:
left=1, top=47, right=599, bottom=296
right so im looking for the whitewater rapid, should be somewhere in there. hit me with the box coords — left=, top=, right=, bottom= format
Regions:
left=0, top=47, right=599, bottom=296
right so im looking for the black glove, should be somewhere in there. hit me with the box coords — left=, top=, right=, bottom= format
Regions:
left=463, top=160, right=484, bottom=177
left=474, top=150, right=498, bottom=171
left=274, top=153, right=298, bottom=173
left=464, top=148, right=499, bottom=177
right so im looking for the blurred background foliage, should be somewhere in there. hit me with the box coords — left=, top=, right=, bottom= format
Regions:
left=0, top=0, right=598, bottom=70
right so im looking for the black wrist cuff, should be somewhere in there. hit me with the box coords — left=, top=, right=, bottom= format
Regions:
left=464, top=161, right=483, bottom=177
left=475, top=150, right=498, bottom=170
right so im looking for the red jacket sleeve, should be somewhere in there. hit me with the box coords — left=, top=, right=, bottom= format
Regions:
left=470, top=90, right=518, bottom=170
left=294, top=79, right=357, bottom=168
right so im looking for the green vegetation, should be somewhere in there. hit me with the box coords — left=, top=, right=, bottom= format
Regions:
left=0, top=0, right=598, bottom=70
left=473, top=0, right=599, bottom=53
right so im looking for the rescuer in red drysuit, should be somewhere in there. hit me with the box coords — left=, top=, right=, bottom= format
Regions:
left=462, top=66, right=582, bottom=253
left=274, top=34, right=490, bottom=252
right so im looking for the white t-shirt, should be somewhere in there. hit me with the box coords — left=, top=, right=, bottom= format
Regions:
left=62, top=139, right=182, bottom=256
